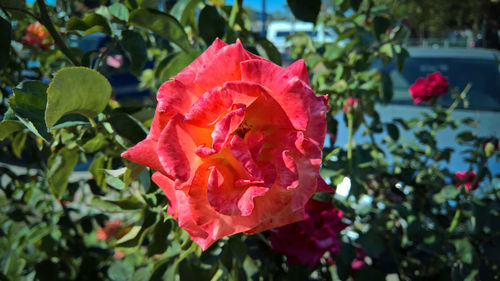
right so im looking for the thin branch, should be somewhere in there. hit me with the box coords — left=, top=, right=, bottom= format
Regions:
left=36, top=0, right=80, bottom=66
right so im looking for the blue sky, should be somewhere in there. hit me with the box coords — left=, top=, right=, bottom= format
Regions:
left=27, top=0, right=286, bottom=12
left=227, top=0, right=287, bottom=12
left=26, top=0, right=55, bottom=4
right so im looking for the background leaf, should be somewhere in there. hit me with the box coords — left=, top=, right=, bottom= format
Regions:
left=129, top=8, right=190, bottom=52
left=286, top=0, right=321, bottom=23
left=45, top=67, right=112, bottom=128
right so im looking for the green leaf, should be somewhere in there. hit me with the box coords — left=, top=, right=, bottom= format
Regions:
left=108, top=261, right=134, bottom=281
left=109, top=3, right=129, bottom=22
left=324, top=43, right=344, bottom=61
left=120, top=30, right=147, bottom=76
left=453, top=238, right=474, bottom=264
left=373, top=16, right=390, bottom=40
left=0, top=14, right=11, bottom=69
left=159, top=50, right=201, bottom=82
left=90, top=153, right=107, bottom=187
left=147, top=220, right=172, bottom=256
left=456, top=131, right=475, bottom=143
left=433, top=185, right=460, bottom=204
left=0, top=120, right=24, bottom=140
left=11, top=131, right=27, bottom=158
left=66, top=13, right=112, bottom=34
left=286, top=0, right=321, bottom=23
left=82, top=133, right=109, bottom=153
left=9, top=81, right=51, bottom=141
left=48, top=148, right=79, bottom=200
left=66, top=17, right=88, bottom=31
left=0, top=0, right=24, bottom=8
left=198, top=5, right=226, bottom=45
left=115, top=209, right=158, bottom=248
left=105, top=196, right=145, bottom=210
left=357, top=230, right=384, bottom=258
left=386, top=123, right=399, bottom=141
left=83, top=13, right=111, bottom=34
left=257, top=38, right=282, bottom=65
left=106, top=177, right=125, bottom=189
left=45, top=67, right=111, bottom=129
left=129, top=8, right=190, bottom=52
left=170, top=0, right=202, bottom=26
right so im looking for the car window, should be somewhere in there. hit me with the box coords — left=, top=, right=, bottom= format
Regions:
left=383, top=57, right=500, bottom=111
left=276, top=31, right=291, bottom=38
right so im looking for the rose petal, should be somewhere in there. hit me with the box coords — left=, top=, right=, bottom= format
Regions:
left=152, top=172, right=209, bottom=242
left=158, top=114, right=199, bottom=182
left=174, top=38, right=228, bottom=86
left=229, top=135, right=263, bottom=180
left=207, top=166, right=269, bottom=216
left=241, top=59, right=327, bottom=141
left=286, top=59, right=310, bottom=85
left=185, top=86, right=233, bottom=126
left=316, top=176, right=334, bottom=193
left=195, top=40, right=258, bottom=91
left=186, top=164, right=260, bottom=249
left=121, top=138, right=166, bottom=175
left=222, top=81, right=267, bottom=106
left=195, top=104, right=246, bottom=157
left=157, top=79, right=197, bottom=119
left=244, top=130, right=265, bottom=161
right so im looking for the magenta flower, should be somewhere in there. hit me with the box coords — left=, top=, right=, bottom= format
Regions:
left=270, top=199, right=348, bottom=269
left=409, top=72, right=449, bottom=104
left=455, top=170, right=480, bottom=190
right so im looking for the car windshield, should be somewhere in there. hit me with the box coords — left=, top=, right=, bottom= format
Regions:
left=384, top=56, right=500, bottom=111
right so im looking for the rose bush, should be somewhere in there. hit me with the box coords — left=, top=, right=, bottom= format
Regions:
left=409, top=72, right=449, bottom=104
left=122, top=39, right=329, bottom=250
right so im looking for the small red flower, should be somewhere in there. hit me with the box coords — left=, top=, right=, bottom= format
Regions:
left=114, top=250, right=125, bottom=259
left=455, top=170, right=480, bottom=190
left=96, top=219, right=123, bottom=241
left=22, top=21, right=53, bottom=50
left=270, top=199, right=348, bottom=269
left=343, top=97, right=361, bottom=113
left=409, top=72, right=448, bottom=104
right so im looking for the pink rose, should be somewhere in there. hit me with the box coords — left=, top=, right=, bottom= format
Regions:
left=122, top=39, right=330, bottom=250
left=455, top=170, right=480, bottom=190
left=409, top=72, right=448, bottom=104
left=426, top=72, right=449, bottom=95
left=269, top=199, right=347, bottom=269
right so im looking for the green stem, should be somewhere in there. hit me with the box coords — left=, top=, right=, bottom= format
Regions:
left=36, top=0, right=80, bottom=66
left=448, top=208, right=461, bottom=234
left=446, top=83, right=471, bottom=115
left=347, top=112, right=354, bottom=175
left=228, top=0, right=242, bottom=28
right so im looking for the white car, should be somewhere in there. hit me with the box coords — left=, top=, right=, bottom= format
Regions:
left=266, top=21, right=337, bottom=53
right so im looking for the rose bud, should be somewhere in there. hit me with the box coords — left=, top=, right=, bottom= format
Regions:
left=343, top=97, right=361, bottom=114
left=121, top=39, right=330, bottom=250
left=484, top=137, right=499, bottom=158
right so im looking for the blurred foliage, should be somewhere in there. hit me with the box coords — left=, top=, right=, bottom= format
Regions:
left=0, top=0, right=499, bottom=281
